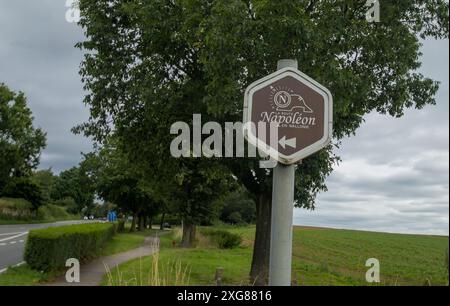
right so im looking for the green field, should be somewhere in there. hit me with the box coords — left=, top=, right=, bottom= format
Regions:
left=104, top=226, right=449, bottom=286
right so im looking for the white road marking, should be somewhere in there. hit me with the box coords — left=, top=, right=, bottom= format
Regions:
left=0, top=243, right=6, bottom=246
left=0, top=232, right=28, bottom=243
left=0, top=261, right=26, bottom=274
left=0, top=232, right=23, bottom=236
left=10, top=241, right=16, bottom=244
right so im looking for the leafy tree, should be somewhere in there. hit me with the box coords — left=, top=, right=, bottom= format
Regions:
left=171, top=158, right=233, bottom=247
left=2, top=177, right=44, bottom=211
left=0, top=84, right=46, bottom=192
left=52, top=165, right=95, bottom=213
left=219, top=190, right=256, bottom=225
left=75, top=0, right=448, bottom=284
left=88, top=139, right=161, bottom=231
left=91, top=202, right=117, bottom=219
left=52, top=196, right=78, bottom=214
left=32, top=169, right=57, bottom=203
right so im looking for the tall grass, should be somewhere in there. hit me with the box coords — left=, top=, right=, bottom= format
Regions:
left=0, top=198, right=34, bottom=220
left=105, top=238, right=191, bottom=286
left=445, top=248, right=449, bottom=286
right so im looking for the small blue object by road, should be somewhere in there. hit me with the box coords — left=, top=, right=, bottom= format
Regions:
left=107, top=211, right=117, bottom=222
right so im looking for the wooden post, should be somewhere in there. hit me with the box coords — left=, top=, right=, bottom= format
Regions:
left=215, top=267, right=224, bottom=286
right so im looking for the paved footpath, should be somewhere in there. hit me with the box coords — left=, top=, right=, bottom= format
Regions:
left=46, top=236, right=160, bottom=286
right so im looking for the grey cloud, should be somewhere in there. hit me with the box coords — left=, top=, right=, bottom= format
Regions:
left=298, top=40, right=449, bottom=236
left=0, top=0, right=91, bottom=173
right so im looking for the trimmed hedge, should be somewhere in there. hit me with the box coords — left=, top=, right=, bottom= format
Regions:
left=24, top=223, right=116, bottom=272
left=201, top=228, right=242, bottom=249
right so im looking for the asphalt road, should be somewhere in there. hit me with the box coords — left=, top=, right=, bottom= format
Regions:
left=0, top=220, right=93, bottom=272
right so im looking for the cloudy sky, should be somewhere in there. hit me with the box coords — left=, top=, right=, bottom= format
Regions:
left=1, top=1, right=448, bottom=235
left=296, top=39, right=449, bottom=236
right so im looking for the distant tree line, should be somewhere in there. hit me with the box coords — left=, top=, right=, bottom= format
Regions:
left=0, top=85, right=254, bottom=225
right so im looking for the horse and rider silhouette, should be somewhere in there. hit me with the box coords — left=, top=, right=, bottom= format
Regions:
left=276, top=93, right=313, bottom=113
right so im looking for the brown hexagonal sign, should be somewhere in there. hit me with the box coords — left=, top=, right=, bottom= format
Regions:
left=243, top=67, right=333, bottom=165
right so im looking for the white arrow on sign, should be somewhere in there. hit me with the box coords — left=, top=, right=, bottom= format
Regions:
left=279, top=136, right=297, bottom=149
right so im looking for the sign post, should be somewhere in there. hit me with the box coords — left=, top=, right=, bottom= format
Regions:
left=270, top=160, right=295, bottom=286
left=243, top=59, right=333, bottom=286
left=269, top=60, right=298, bottom=286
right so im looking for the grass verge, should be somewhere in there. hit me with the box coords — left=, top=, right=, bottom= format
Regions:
left=104, top=226, right=449, bottom=286
left=0, top=265, right=55, bottom=286
left=101, top=228, right=163, bottom=256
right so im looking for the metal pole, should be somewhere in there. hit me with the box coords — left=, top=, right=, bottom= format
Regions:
left=268, top=59, right=298, bottom=286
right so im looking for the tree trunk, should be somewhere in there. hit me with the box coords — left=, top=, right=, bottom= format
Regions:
left=148, top=216, right=153, bottom=230
left=143, top=215, right=148, bottom=229
left=250, top=192, right=272, bottom=286
left=138, top=213, right=145, bottom=231
left=130, top=214, right=137, bottom=232
left=181, top=222, right=196, bottom=248
left=160, top=213, right=166, bottom=230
